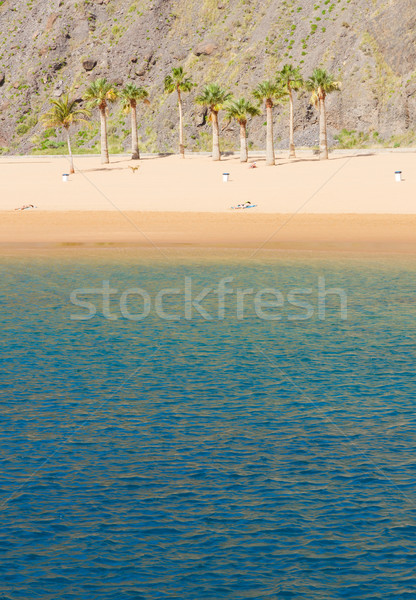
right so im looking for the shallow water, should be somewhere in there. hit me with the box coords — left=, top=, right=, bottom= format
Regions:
left=1, top=255, right=416, bottom=599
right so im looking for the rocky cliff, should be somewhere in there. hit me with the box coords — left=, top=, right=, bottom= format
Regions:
left=0, top=0, right=415, bottom=154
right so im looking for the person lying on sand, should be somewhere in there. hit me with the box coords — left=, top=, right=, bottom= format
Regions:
left=231, top=201, right=256, bottom=210
left=249, top=163, right=257, bottom=169
left=14, top=204, right=36, bottom=211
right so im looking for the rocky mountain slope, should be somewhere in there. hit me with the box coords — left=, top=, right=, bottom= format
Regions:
left=0, top=0, right=415, bottom=154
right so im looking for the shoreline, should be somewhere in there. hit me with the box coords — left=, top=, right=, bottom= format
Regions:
left=2, top=212, right=416, bottom=257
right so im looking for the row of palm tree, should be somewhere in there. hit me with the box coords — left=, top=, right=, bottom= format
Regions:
left=83, top=79, right=150, bottom=163
left=197, top=66, right=340, bottom=165
left=42, top=80, right=149, bottom=172
left=41, top=64, right=341, bottom=172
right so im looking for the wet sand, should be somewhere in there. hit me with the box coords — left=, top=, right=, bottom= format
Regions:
left=2, top=211, right=416, bottom=257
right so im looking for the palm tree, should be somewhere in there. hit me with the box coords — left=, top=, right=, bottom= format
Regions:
left=41, top=95, right=90, bottom=174
left=120, top=83, right=149, bottom=160
left=253, top=81, right=287, bottom=166
left=164, top=67, right=194, bottom=159
left=305, top=68, right=341, bottom=160
left=83, top=78, right=118, bottom=164
left=224, top=98, right=261, bottom=162
left=277, top=64, right=303, bottom=159
left=195, top=83, right=232, bottom=161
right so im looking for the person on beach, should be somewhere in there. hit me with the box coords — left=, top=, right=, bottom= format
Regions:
left=233, top=201, right=253, bottom=209
left=14, top=204, right=36, bottom=211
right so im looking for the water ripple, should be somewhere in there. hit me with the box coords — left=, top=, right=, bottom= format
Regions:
left=1, top=256, right=416, bottom=599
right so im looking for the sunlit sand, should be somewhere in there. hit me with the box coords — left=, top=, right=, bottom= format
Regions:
left=2, top=152, right=416, bottom=254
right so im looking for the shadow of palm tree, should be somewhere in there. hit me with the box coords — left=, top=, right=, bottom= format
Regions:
left=109, top=153, right=174, bottom=163
left=80, top=166, right=128, bottom=172
left=280, top=152, right=376, bottom=164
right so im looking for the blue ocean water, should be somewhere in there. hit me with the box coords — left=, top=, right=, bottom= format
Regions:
left=1, top=254, right=416, bottom=599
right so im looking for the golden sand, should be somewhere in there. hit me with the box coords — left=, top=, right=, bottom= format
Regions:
left=1, top=153, right=416, bottom=256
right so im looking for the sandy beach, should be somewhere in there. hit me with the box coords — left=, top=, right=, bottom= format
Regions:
left=2, top=152, right=416, bottom=255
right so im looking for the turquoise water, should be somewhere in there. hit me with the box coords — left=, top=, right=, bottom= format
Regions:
left=1, top=255, right=416, bottom=599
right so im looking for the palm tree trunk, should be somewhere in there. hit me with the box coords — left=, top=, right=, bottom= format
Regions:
left=100, top=105, right=109, bottom=164
left=211, top=110, right=221, bottom=161
left=266, top=100, right=275, bottom=166
left=288, top=85, right=296, bottom=159
left=131, top=103, right=140, bottom=160
left=177, top=89, right=185, bottom=159
left=65, top=128, right=74, bottom=174
left=319, top=96, right=328, bottom=160
left=240, top=121, right=248, bottom=163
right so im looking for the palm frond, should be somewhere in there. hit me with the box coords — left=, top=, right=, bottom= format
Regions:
left=195, top=83, right=232, bottom=112
left=83, top=78, right=118, bottom=109
left=164, top=66, right=195, bottom=94
left=278, top=64, right=304, bottom=91
left=120, top=83, right=149, bottom=112
left=224, top=98, right=261, bottom=124
left=41, top=95, right=91, bottom=129
left=253, top=80, right=287, bottom=104
left=305, top=68, right=341, bottom=103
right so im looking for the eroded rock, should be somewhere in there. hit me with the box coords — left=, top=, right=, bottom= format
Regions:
left=82, top=59, right=97, bottom=71
left=193, top=42, right=217, bottom=56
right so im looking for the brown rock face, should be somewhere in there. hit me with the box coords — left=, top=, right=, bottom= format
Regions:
left=369, top=2, right=416, bottom=76
left=193, top=42, right=218, bottom=56
left=1, top=0, right=416, bottom=154
left=82, top=60, right=97, bottom=72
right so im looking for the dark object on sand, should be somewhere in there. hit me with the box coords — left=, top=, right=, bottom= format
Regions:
left=14, top=204, right=36, bottom=211
left=231, top=201, right=257, bottom=210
